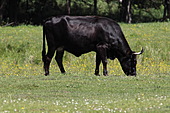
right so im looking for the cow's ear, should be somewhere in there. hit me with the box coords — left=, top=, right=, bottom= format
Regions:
left=126, top=50, right=132, bottom=55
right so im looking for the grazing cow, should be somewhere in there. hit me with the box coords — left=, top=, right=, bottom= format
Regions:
left=42, top=16, right=143, bottom=76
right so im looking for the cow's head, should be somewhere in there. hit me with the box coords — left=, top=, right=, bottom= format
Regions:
left=119, top=48, right=144, bottom=76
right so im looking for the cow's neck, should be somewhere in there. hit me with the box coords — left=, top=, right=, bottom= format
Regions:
left=115, top=43, right=132, bottom=61
left=115, top=32, right=132, bottom=59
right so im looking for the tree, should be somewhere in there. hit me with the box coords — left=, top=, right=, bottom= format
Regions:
left=66, top=0, right=71, bottom=15
left=0, top=0, right=8, bottom=24
left=120, top=0, right=132, bottom=23
left=8, top=0, right=19, bottom=23
left=163, top=0, right=170, bottom=20
left=0, top=0, right=19, bottom=25
left=94, top=0, right=97, bottom=15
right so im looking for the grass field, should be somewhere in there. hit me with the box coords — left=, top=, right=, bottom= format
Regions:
left=0, top=22, right=170, bottom=112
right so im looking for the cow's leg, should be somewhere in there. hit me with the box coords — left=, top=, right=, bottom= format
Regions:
left=43, top=56, right=51, bottom=76
left=43, top=30, right=56, bottom=76
left=97, top=45, right=108, bottom=76
left=95, top=53, right=101, bottom=76
left=101, top=54, right=108, bottom=76
left=55, top=47, right=66, bottom=73
left=44, top=47, right=56, bottom=76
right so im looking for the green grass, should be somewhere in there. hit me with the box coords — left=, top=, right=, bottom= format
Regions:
left=0, top=22, right=170, bottom=112
left=0, top=74, right=170, bottom=112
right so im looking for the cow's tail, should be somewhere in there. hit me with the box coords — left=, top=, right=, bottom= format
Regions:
left=42, top=25, right=46, bottom=62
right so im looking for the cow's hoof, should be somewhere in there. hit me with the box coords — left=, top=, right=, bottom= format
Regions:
left=61, top=71, right=66, bottom=74
left=95, top=74, right=100, bottom=76
left=104, top=74, right=108, bottom=76
left=45, top=73, right=49, bottom=76
left=94, top=73, right=100, bottom=76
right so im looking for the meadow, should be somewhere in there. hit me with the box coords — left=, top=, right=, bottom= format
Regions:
left=0, top=22, right=170, bottom=112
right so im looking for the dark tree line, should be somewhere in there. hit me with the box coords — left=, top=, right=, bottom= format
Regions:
left=0, top=0, right=170, bottom=25
left=119, top=0, right=170, bottom=23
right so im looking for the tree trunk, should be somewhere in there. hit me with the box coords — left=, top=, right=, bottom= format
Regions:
left=0, top=0, right=9, bottom=24
left=167, top=0, right=170, bottom=18
left=66, top=0, right=71, bottom=15
left=163, top=0, right=170, bottom=20
left=94, top=0, right=97, bottom=15
left=163, top=0, right=167, bottom=18
left=121, top=0, right=132, bottom=23
left=126, top=0, right=132, bottom=23
left=8, top=0, right=19, bottom=23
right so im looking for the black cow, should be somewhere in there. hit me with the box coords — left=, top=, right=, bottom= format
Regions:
left=42, top=16, right=143, bottom=76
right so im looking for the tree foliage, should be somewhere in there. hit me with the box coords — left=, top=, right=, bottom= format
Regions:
left=0, top=0, right=168, bottom=25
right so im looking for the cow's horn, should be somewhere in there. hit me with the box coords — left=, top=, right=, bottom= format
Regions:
left=133, top=47, right=144, bottom=55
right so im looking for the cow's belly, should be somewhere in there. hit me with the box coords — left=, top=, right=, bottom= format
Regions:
left=63, top=35, right=97, bottom=56
left=64, top=44, right=96, bottom=57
